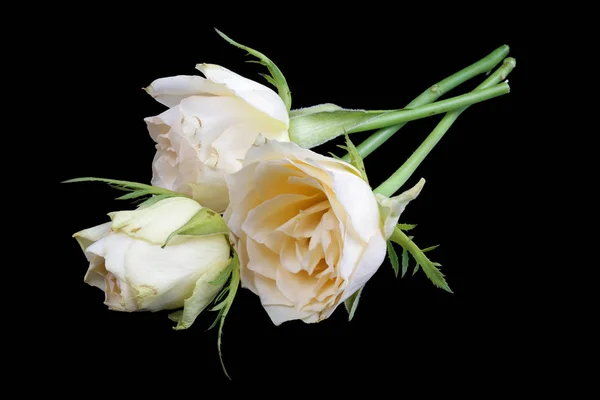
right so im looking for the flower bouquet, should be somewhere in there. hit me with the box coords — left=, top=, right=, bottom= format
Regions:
left=66, top=29, right=515, bottom=378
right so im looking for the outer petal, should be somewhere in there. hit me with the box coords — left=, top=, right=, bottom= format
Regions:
left=197, top=64, right=289, bottom=130
left=124, top=234, right=230, bottom=311
left=327, top=166, right=381, bottom=242
left=144, top=75, right=230, bottom=108
left=87, top=233, right=139, bottom=311
left=151, top=150, right=180, bottom=194
left=375, top=178, right=425, bottom=239
left=76, top=224, right=112, bottom=289
left=89, top=234, right=131, bottom=287
left=263, top=304, right=317, bottom=326
left=242, top=140, right=361, bottom=181
left=172, top=255, right=231, bottom=330
left=319, top=231, right=387, bottom=320
left=109, top=197, right=202, bottom=246
left=223, top=162, right=259, bottom=236
left=73, top=222, right=112, bottom=254
left=342, top=231, right=387, bottom=302
left=189, top=166, right=230, bottom=213
left=144, top=106, right=183, bottom=143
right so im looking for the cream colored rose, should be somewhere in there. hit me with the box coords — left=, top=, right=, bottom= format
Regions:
left=144, top=64, right=290, bottom=213
left=224, top=140, right=423, bottom=325
left=73, top=197, right=231, bottom=329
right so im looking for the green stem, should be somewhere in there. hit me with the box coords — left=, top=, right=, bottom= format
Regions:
left=342, top=45, right=510, bottom=162
left=374, top=58, right=516, bottom=197
left=346, top=83, right=509, bottom=135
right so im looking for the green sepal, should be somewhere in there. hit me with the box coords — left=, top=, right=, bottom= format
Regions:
left=215, top=28, right=291, bottom=111
left=289, top=103, right=343, bottom=117
left=163, top=207, right=229, bottom=248
left=168, top=310, right=183, bottom=323
left=288, top=105, right=394, bottom=149
left=337, top=133, right=368, bottom=183
left=209, top=260, right=234, bottom=286
left=344, top=286, right=364, bottom=321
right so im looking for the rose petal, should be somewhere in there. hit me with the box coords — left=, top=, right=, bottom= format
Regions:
left=173, top=257, right=230, bottom=330
left=87, top=233, right=138, bottom=311
left=262, top=304, right=316, bottom=326
left=145, top=75, right=230, bottom=108
left=253, top=160, right=315, bottom=201
left=196, top=64, right=289, bottom=131
left=277, top=204, right=328, bottom=238
left=223, top=162, right=259, bottom=236
left=254, top=275, right=294, bottom=307
left=328, top=168, right=381, bottom=242
left=123, top=234, right=230, bottom=311
left=340, top=231, right=386, bottom=304
left=145, top=106, right=182, bottom=143
left=237, top=236, right=258, bottom=294
left=279, top=238, right=303, bottom=273
left=73, top=222, right=111, bottom=254
left=109, top=197, right=202, bottom=246
left=276, top=268, right=317, bottom=308
left=241, top=193, right=323, bottom=245
left=189, top=167, right=230, bottom=213
left=246, top=239, right=278, bottom=280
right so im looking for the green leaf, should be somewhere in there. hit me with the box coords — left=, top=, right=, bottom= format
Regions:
left=215, top=28, right=291, bottom=111
left=413, top=263, right=420, bottom=276
left=137, top=194, right=173, bottom=209
left=401, top=247, right=409, bottom=278
left=422, top=245, right=440, bottom=253
left=390, top=227, right=452, bottom=293
left=340, top=133, right=368, bottom=183
left=207, top=252, right=240, bottom=380
left=398, top=223, right=418, bottom=231
left=288, top=106, right=394, bottom=149
left=387, top=241, right=399, bottom=277
left=344, top=286, right=364, bottom=321
left=163, top=207, right=229, bottom=248
left=116, top=189, right=153, bottom=200
left=62, top=177, right=179, bottom=196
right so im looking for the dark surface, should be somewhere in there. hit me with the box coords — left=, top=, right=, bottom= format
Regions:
left=49, top=19, right=531, bottom=382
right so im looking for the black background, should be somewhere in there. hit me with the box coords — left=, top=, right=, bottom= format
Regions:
left=49, top=16, right=532, bottom=383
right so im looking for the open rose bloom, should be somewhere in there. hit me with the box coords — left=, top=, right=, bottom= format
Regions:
left=224, top=140, right=423, bottom=325
left=145, top=64, right=290, bottom=213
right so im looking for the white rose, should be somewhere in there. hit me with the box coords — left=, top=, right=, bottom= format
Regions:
left=144, top=64, right=290, bottom=213
left=73, top=197, right=231, bottom=329
left=223, top=140, right=423, bottom=325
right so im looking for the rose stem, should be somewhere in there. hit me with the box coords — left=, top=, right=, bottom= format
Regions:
left=346, top=83, right=509, bottom=135
left=373, top=57, right=516, bottom=198
left=342, top=45, right=510, bottom=162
